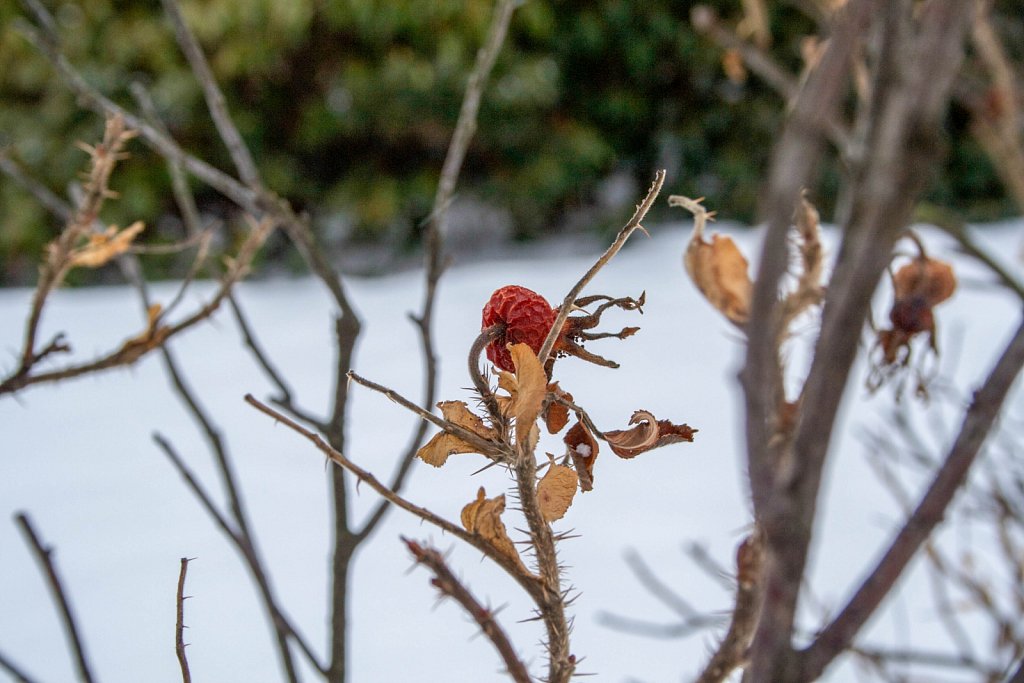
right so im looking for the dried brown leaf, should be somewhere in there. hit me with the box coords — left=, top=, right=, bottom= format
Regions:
left=565, top=420, right=599, bottom=492
left=605, top=410, right=697, bottom=459
left=70, top=221, right=145, bottom=268
left=439, top=400, right=495, bottom=438
left=537, top=463, right=578, bottom=522
left=417, top=433, right=477, bottom=467
left=499, top=343, right=547, bottom=446
left=461, top=487, right=527, bottom=572
left=543, top=383, right=572, bottom=434
left=416, top=401, right=495, bottom=467
left=674, top=196, right=751, bottom=326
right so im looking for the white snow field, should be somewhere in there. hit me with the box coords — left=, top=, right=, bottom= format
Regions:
left=2, top=218, right=1022, bottom=682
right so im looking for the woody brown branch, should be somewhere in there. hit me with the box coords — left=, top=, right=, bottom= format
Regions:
left=745, top=2, right=974, bottom=681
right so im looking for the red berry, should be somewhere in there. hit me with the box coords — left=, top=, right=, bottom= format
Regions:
left=481, top=285, right=557, bottom=372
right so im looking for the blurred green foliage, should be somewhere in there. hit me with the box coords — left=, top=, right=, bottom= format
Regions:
left=0, top=0, right=1018, bottom=284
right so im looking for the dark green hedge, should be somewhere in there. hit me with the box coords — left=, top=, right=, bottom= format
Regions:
left=0, top=1, right=1016, bottom=284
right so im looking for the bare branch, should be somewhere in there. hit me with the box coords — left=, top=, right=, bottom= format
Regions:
left=153, top=433, right=239, bottom=543
left=175, top=557, right=192, bottom=683
left=747, top=3, right=974, bottom=680
left=0, top=218, right=273, bottom=395
left=14, top=513, right=95, bottom=683
left=404, top=538, right=533, bottom=683
left=244, top=394, right=545, bottom=602
left=801, top=316, right=1024, bottom=679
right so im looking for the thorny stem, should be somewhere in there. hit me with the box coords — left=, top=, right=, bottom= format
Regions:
left=176, top=558, right=192, bottom=683
left=513, top=449, right=575, bottom=683
left=403, top=538, right=533, bottom=683
left=537, top=169, right=665, bottom=367
left=470, top=324, right=506, bottom=420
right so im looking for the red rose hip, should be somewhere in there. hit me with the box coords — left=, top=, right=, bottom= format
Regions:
left=481, top=285, right=558, bottom=372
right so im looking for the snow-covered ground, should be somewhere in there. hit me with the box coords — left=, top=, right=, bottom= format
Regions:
left=2, top=219, right=1022, bottom=682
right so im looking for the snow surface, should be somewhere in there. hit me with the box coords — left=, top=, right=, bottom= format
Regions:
left=2, top=219, right=1022, bottom=682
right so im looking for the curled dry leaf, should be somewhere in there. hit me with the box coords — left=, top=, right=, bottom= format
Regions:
left=497, top=343, right=547, bottom=446
left=604, top=410, right=697, bottom=459
left=416, top=401, right=496, bottom=467
left=543, top=383, right=572, bottom=434
left=565, top=420, right=599, bottom=492
left=69, top=221, right=145, bottom=268
left=671, top=195, right=752, bottom=326
left=461, top=487, right=527, bottom=572
left=537, top=463, right=578, bottom=522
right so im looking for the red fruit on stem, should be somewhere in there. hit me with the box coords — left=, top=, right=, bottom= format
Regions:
left=481, top=285, right=557, bottom=372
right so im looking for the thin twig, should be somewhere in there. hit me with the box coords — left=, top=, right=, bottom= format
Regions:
left=347, top=371, right=507, bottom=459
left=0, top=649, right=41, bottom=683
left=175, top=557, right=192, bottom=683
left=159, top=0, right=261, bottom=189
left=538, top=169, right=665, bottom=367
left=0, top=218, right=273, bottom=395
left=623, top=548, right=701, bottom=619
left=404, top=538, right=533, bottom=683
left=14, top=513, right=95, bottom=683
left=0, top=149, right=73, bottom=222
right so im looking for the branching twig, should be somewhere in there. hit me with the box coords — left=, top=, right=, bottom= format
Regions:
left=404, top=538, right=533, bottom=683
left=15, top=7, right=257, bottom=213
left=538, top=170, right=665, bottom=367
left=175, top=557, right=192, bottom=683
left=14, top=513, right=95, bottom=683
left=0, top=217, right=273, bottom=395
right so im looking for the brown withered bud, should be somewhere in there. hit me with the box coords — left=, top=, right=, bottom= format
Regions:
left=870, top=253, right=957, bottom=395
